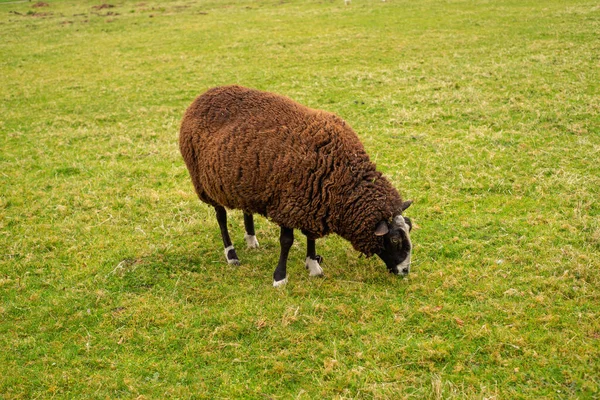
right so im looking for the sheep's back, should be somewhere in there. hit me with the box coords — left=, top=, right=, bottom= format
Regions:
left=188, top=85, right=311, bottom=133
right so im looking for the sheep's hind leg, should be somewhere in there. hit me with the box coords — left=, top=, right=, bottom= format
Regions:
left=215, top=206, right=240, bottom=265
left=305, top=238, right=324, bottom=277
left=273, top=226, right=293, bottom=287
left=243, top=213, right=259, bottom=249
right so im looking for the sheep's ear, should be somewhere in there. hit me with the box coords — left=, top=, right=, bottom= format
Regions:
left=401, top=200, right=413, bottom=211
left=375, top=221, right=389, bottom=236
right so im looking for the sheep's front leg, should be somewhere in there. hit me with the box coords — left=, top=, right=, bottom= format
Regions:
left=243, top=213, right=259, bottom=249
left=215, top=206, right=239, bottom=265
left=305, top=238, right=324, bottom=277
left=273, top=226, right=293, bottom=287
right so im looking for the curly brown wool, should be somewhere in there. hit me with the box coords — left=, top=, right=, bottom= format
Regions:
left=179, top=85, right=406, bottom=257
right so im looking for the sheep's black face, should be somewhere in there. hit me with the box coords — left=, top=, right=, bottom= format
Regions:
left=375, top=215, right=412, bottom=275
left=373, top=199, right=413, bottom=275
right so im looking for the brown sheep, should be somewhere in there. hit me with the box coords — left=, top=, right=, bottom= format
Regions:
left=179, top=85, right=413, bottom=286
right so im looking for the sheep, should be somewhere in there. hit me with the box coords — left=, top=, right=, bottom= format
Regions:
left=179, top=85, right=413, bottom=286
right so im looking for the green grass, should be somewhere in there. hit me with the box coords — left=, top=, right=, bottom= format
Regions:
left=1, top=0, right=599, bottom=398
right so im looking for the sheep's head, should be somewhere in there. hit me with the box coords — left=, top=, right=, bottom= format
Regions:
left=374, top=200, right=413, bottom=275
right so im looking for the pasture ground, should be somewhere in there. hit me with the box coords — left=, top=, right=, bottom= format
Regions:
left=1, top=0, right=599, bottom=398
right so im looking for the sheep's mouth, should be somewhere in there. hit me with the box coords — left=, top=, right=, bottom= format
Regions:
left=389, top=267, right=410, bottom=276
left=389, top=257, right=411, bottom=276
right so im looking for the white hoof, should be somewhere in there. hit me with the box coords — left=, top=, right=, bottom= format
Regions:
left=273, top=277, right=288, bottom=287
left=244, top=234, right=259, bottom=249
left=224, top=245, right=239, bottom=265
left=305, top=257, right=323, bottom=277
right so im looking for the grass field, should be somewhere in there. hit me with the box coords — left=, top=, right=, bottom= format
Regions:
left=1, top=0, right=599, bottom=398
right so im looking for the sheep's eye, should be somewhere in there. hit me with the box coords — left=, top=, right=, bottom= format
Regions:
left=390, top=237, right=401, bottom=245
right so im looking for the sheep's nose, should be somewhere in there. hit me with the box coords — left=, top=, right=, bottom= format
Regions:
left=400, top=266, right=410, bottom=275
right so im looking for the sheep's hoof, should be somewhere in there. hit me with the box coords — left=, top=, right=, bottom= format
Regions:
left=273, top=277, right=288, bottom=287
left=305, top=257, right=324, bottom=277
left=224, top=246, right=240, bottom=266
left=244, top=234, right=259, bottom=249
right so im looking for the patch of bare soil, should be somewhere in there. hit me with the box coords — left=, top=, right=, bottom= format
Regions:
left=92, top=4, right=115, bottom=10
left=10, top=10, right=53, bottom=17
left=32, top=2, right=50, bottom=7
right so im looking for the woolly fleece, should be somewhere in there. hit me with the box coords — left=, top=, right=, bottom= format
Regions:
left=179, top=85, right=406, bottom=256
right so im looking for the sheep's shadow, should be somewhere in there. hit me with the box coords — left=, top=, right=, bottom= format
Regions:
left=110, top=240, right=414, bottom=292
